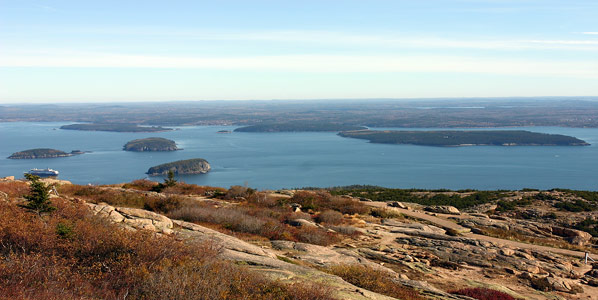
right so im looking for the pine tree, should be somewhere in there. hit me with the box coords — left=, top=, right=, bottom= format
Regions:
left=164, top=170, right=177, bottom=187
left=23, top=173, right=56, bottom=213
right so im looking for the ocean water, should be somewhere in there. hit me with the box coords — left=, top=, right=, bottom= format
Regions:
left=1, top=122, right=597, bottom=190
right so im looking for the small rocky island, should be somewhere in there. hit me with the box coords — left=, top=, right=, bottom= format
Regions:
left=338, top=130, right=590, bottom=147
left=8, top=148, right=85, bottom=159
left=146, top=158, right=211, bottom=176
left=123, top=137, right=180, bottom=152
left=60, top=123, right=173, bottom=132
left=234, top=122, right=367, bottom=132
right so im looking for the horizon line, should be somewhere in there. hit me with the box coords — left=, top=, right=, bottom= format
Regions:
left=2, top=95, right=598, bottom=105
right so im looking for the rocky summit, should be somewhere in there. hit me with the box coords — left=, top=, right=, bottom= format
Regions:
left=2, top=177, right=598, bottom=299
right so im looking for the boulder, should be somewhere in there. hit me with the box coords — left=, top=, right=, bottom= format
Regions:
left=500, top=248, right=515, bottom=256
left=424, top=206, right=460, bottom=215
left=388, top=201, right=407, bottom=209
left=116, top=207, right=173, bottom=232
left=289, top=203, right=302, bottom=212
left=288, top=218, right=318, bottom=228
left=531, top=276, right=584, bottom=294
left=552, top=226, right=592, bottom=245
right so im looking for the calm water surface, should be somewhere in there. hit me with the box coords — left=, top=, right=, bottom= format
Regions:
left=1, top=122, right=597, bottom=190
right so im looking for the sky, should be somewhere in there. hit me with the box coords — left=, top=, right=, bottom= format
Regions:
left=0, top=0, right=597, bottom=103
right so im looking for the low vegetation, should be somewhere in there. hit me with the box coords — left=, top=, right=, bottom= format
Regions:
left=329, top=186, right=506, bottom=209
left=289, top=191, right=370, bottom=214
left=554, top=199, right=598, bottom=212
left=573, top=218, right=598, bottom=237
left=450, top=288, right=516, bottom=300
left=321, top=265, right=425, bottom=300
left=0, top=181, right=335, bottom=300
left=474, top=225, right=593, bottom=253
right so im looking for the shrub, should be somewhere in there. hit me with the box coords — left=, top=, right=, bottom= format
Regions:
left=322, top=264, right=424, bottom=300
left=315, top=210, right=343, bottom=225
left=121, top=179, right=157, bottom=191
left=225, top=185, right=254, bottom=200
left=495, top=198, right=532, bottom=212
left=0, top=180, right=29, bottom=198
left=290, top=191, right=369, bottom=214
left=284, top=211, right=313, bottom=222
left=296, top=227, right=341, bottom=246
left=450, top=287, right=516, bottom=300
left=0, top=198, right=335, bottom=299
left=143, top=195, right=184, bottom=214
left=169, top=205, right=340, bottom=245
left=554, top=199, right=597, bottom=212
left=573, top=218, right=598, bottom=237
left=370, top=208, right=403, bottom=219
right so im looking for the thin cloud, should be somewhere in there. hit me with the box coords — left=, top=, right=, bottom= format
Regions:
left=582, top=32, right=598, bottom=35
left=8, top=27, right=598, bottom=52
left=1, top=51, right=596, bottom=79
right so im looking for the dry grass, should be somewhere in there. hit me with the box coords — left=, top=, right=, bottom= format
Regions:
left=169, top=205, right=340, bottom=246
left=476, top=225, right=596, bottom=254
left=120, top=179, right=226, bottom=196
left=0, top=181, right=29, bottom=198
left=0, top=197, right=335, bottom=300
left=321, top=264, right=425, bottom=300
left=315, top=210, right=344, bottom=225
left=290, top=191, right=370, bottom=215
left=370, top=207, right=404, bottom=219
left=58, top=184, right=186, bottom=214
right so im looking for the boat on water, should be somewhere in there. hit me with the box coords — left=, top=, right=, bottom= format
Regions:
left=26, top=168, right=59, bottom=177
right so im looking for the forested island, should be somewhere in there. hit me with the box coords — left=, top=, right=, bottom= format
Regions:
left=338, top=130, right=590, bottom=147
left=8, top=148, right=85, bottom=159
left=123, top=137, right=179, bottom=152
left=146, top=158, right=211, bottom=176
left=60, top=123, right=173, bottom=132
left=234, top=122, right=367, bottom=132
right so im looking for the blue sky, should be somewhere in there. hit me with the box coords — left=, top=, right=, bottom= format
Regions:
left=0, top=0, right=597, bottom=103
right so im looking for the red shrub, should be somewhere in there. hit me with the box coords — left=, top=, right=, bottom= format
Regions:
left=451, top=288, right=517, bottom=300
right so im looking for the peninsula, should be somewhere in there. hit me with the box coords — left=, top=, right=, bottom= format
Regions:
left=234, top=122, right=367, bottom=132
left=123, top=137, right=179, bottom=152
left=146, top=158, right=211, bottom=176
left=338, top=130, right=590, bottom=147
left=60, top=123, right=173, bottom=132
left=8, top=148, right=85, bottom=159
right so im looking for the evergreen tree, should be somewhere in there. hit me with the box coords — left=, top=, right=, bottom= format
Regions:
left=164, top=170, right=177, bottom=187
left=23, top=174, right=56, bottom=213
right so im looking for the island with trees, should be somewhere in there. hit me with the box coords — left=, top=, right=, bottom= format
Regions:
left=123, top=137, right=180, bottom=152
left=146, top=158, right=211, bottom=176
left=60, top=123, right=173, bottom=132
left=337, top=130, right=590, bottom=147
left=234, top=122, right=367, bottom=132
left=8, top=148, right=86, bottom=159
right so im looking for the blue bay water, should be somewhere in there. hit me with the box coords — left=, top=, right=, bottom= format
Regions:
left=1, top=122, right=597, bottom=190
